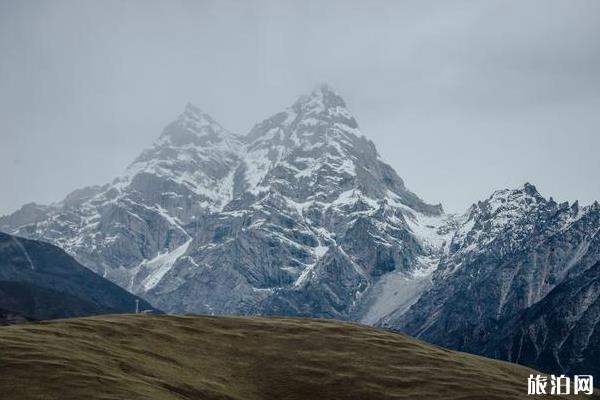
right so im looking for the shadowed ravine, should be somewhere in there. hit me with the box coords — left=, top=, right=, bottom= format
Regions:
left=0, top=314, right=595, bottom=400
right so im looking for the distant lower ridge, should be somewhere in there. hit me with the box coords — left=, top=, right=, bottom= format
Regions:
left=0, top=307, right=33, bottom=326
left=0, top=232, right=160, bottom=321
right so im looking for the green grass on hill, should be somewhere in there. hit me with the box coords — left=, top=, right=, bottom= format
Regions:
left=0, top=314, right=596, bottom=400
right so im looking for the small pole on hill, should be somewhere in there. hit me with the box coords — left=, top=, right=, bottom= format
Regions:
left=135, top=299, right=139, bottom=314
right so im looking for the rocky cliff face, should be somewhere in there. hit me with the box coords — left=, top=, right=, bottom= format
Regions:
left=384, top=184, right=600, bottom=377
left=3, top=85, right=598, bottom=377
left=490, top=260, right=600, bottom=378
left=0, top=85, right=448, bottom=321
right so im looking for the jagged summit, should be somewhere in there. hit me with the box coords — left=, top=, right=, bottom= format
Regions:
left=178, top=102, right=227, bottom=131
left=292, top=83, right=349, bottom=114
left=293, top=84, right=358, bottom=129
left=157, top=102, right=234, bottom=148
left=471, top=183, right=600, bottom=231
left=474, top=182, right=547, bottom=217
left=522, top=181, right=538, bottom=193
left=2, top=86, right=600, bottom=379
left=1, top=85, right=448, bottom=320
left=182, top=101, right=203, bottom=116
left=245, top=84, right=359, bottom=144
left=487, top=182, right=542, bottom=200
left=386, top=180, right=600, bottom=378
left=179, top=102, right=220, bottom=125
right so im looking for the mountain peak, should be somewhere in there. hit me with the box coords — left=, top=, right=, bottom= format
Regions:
left=292, top=84, right=348, bottom=115
left=246, top=84, right=359, bottom=145
left=156, top=103, right=230, bottom=147
left=459, top=183, right=550, bottom=232
left=178, top=102, right=222, bottom=131
left=312, top=83, right=342, bottom=100
left=521, top=182, right=540, bottom=196
left=486, top=183, right=544, bottom=205
left=183, top=101, right=203, bottom=115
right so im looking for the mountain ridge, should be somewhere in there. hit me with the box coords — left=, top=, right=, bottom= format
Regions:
left=0, top=232, right=158, bottom=321
left=0, top=85, right=445, bottom=322
left=1, top=86, right=599, bottom=378
left=384, top=183, right=600, bottom=377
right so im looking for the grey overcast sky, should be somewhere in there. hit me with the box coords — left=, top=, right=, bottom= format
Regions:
left=1, top=0, right=599, bottom=215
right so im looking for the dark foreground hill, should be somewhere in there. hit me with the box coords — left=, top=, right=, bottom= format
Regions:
left=0, top=315, right=595, bottom=400
left=0, top=232, right=158, bottom=321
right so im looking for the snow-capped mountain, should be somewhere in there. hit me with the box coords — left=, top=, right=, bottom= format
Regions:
left=3, top=85, right=599, bottom=377
left=384, top=183, right=600, bottom=377
left=0, top=85, right=449, bottom=320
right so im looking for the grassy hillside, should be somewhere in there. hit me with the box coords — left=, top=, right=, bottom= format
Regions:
left=0, top=315, right=595, bottom=400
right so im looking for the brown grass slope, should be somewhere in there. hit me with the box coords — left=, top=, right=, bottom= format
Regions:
left=0, top=315, right=596, bottom=400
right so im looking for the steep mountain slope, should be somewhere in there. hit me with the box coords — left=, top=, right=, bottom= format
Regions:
left=0, top=232, right=157, bottom=320
left=147, top=86, right=448, bottom=318
left=488, top=260, right=600, bottom=378
left=1, top=314, right=594, bottom=400
left=0, top=85, right=449, bottom=320
left=3, top=85, right=597, bottom=379
left=385, top=184, right=600, bottom=376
